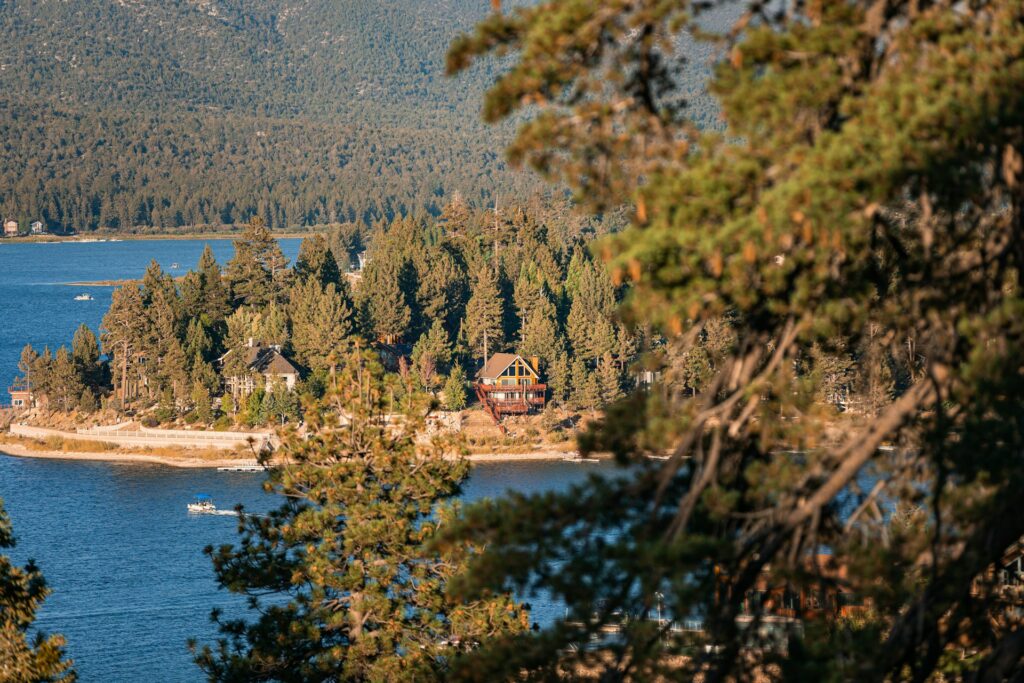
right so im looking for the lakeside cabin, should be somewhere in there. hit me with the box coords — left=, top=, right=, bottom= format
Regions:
left=219, top=340, right=301, bottom=399
left=3, top=219, right=18, bottom=237
left=474, top=353, right=546, bottom=427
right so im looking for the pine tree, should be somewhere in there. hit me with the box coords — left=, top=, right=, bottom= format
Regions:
left=71, top=324, right=100, bottom=385
left=49, top=347, right=83, bottom=413
left=565, top=262, right=617, bottom=362
left=16, top=344, right=39, bottom=393
left=101, top=285, right=147, bottom=408
left=597, top=353, right=624, bottom=406
left=191, top=382, right=212, bottom=425
left=78, top=388, right=97, bottom=413
left=546, top=350, right=571, bottom=404
left=518, top=297, right=562, bottom=368
left=0, top=499, right=74, bottom=682
left=361, top=265, right=411, bottom=341
left=463, top=266, right=504, bottom=359
left=289, top=278, right=355, bottom=371
left=225, top=217, right=292, bottom=308
left=442, top=364, right=468, bottom=411
left=412, top=319, right=452, bottom=374
left=255, top=303, right=290, bottom=349
left=192, top=350, right=525, bottom=680
left=294, top=234, right=341, bottom=288
left=198, top=244, right=231, bottom=323
left=443, top=4, right=1024, bottom=679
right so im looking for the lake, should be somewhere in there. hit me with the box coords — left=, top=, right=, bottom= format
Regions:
left=0, top=238, right=614, bottom=680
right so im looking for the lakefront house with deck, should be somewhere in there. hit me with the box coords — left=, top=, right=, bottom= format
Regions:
left=474, top=353, right=546, bottom=426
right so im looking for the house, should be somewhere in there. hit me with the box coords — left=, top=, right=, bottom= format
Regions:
left=30, top=221, right=44, bottom=235
left=220, top=340, right=301, bottom=398
left=474, top=353, right=547, bottom=426
left=7, top=378, right=33, bottom=409
left=3, top=219, right=18, bottom=237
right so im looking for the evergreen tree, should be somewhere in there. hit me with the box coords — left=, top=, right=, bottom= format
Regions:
left=226, top=217, right=291, bottom=308
left=565, top=262, right=617, bottom=362
left=360, top=264, right=411, bottom=341
left=289, top=278, right=355, bottom=371
left=71, top=324, right=100, bottom=384
left=191, top=382, right=212, bottom=425
left=16, top=344, right=39, bottom=393
left=294, top=234, right=341, bottom=288
left=462, top=266, right=504, bottom=359
left=219, top=393, right=235, bottom=418
left=442, top=365, right=468, bottom=411
left=412, top=319, right=452, bottom=374
left=326, top=223, right=363, bottom=274
left=197, top=245, right=231, bottom=323
left=518, top=297, right=561, bottom=368
left=255, top=303, right=290, bottom=349
left=78, top=388, right=97, bottom=413
left=414, top=246, right=468, bottom=334
left=49, top=347, right=83, bottom=413
left=192, top=351, right=525, bottom=679
left=243, top=388, right=267, bottom=427
left=597, top=353, right=623, bottom=406
left=0, top=499, right=75, bottom=682
left=141, top=259, right=177, bottom=310
left=444, top=3, right=1024, bottom=680
left=546, top=350, right=571, bottom=404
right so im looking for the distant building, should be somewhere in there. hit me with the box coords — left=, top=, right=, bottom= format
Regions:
left=3, top=219, right=18, bottom=237
left=475, top=353, right=546, bottom=426
left=29, top=221, right=45, bottom=235
left=219, top=340, right=301, bottom=398
left=7, top=378, right=34, bottom=409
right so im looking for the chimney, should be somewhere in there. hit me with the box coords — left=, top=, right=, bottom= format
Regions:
left=529, top=356, right=540, bottom=375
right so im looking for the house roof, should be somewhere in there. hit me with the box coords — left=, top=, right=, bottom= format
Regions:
left=250, top=347, right=300, bottom=376
left=221, top=344, right=300, bottom=376
left=477, top=353, right=538, bottom=380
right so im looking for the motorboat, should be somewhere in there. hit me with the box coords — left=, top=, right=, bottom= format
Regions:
left=187, top=494, right=217, bottom=514
left=170, top=262, right=180, bottom=269
left=74, top=293, right=94, bottom=301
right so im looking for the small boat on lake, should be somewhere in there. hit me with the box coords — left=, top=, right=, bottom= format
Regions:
left=73, top=293, right=94, bottom=301
left=187, top=494, right=217, bottom=514
left=170, top=262, right=180, bottom=269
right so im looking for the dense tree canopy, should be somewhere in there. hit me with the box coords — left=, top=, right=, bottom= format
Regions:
left=441, top=1, right=1024, bottom=681
left=191, top=351, right=526, bottom=681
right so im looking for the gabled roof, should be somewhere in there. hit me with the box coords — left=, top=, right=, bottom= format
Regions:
left=477, top=353, right=538, bottom=380
left=220, top=343, right=300, bottom=376
left=251, top=348, right=300, bottom=376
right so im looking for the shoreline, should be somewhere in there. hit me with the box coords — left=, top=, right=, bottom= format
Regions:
left=0, top=443, right=255, bottom=469
left=0, top=229, right=320, bottom=245
left=0, top=444, right=604, bottom=468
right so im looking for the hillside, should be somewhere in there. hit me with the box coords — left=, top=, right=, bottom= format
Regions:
left=0, top=0, right=533, bottom=232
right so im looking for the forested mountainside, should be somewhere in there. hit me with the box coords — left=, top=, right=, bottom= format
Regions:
left=0, top=0, right=722, bottom=234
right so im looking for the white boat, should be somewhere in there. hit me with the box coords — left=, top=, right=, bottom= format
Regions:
left=74, top=293, right=94, bottom=301
left=170, top=262, right=180, bottom=269
left=562, top=452, right=600, bottom=463
left=187, top=494, right=217, bottom=514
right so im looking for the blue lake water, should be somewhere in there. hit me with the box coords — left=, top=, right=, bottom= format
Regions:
left=0, top=238, right=614, bottom=680
left=0, top=237, right=302, bottom=393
